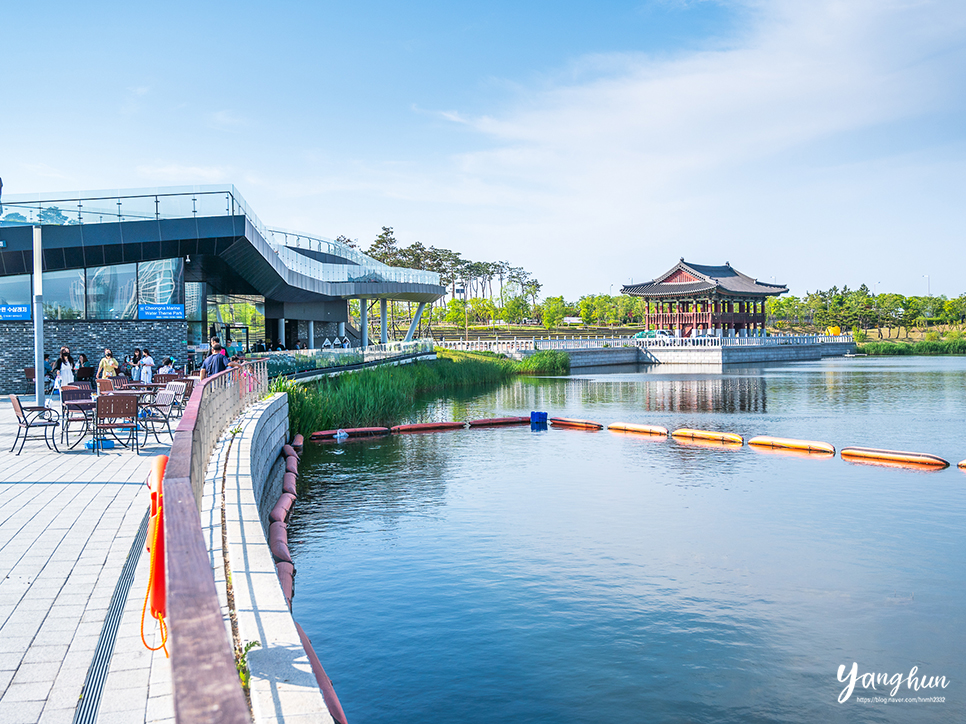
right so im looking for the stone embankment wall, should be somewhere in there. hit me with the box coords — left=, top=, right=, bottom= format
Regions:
left=208, top=393, right=334, bottom=723
left=517, top=341, right=856, bottom=367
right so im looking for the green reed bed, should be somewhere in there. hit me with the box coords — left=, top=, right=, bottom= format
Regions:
left=859, top=340, right=966, bottom=356
left=272, top=353, right=516, bottom=435
left=273, top=347, right=571, bottom=434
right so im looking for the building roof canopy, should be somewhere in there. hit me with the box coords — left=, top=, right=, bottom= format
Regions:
left=621, top=258, right=787, bottom=299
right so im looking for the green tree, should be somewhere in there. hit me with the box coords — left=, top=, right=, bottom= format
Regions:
left=542, top=296, right=566, bottom=329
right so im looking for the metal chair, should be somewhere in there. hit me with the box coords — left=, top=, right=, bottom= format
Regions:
left=9, top=395, right=59, bottom=455
left=60, top=387, right=95, bottom=448
left=94, top=394, right=139, bottom=456
left=140, top=391, right=177, bottom=444
left=165, top=381, right=187, bottom=417
left=96, top=378, right=114, bottom=394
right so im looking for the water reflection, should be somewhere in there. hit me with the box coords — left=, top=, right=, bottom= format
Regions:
left=292, top=357, right=966, bottom=724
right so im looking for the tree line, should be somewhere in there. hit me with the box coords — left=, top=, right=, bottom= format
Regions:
left=765, top=286, right=966, bottom=337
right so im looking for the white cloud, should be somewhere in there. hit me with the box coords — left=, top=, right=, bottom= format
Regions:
left=310, top=0, right=966, bottom=297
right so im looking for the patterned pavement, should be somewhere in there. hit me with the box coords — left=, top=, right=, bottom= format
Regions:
left=0, top=397, right=173, bottom=724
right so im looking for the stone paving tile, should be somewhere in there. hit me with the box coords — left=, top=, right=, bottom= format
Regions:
left=0, top=398, right=171, bottom=724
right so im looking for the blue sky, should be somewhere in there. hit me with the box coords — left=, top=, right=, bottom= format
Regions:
left=3, top=1, right=965, bottom=299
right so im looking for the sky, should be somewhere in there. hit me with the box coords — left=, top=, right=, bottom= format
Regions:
left=2, top=0, right=965, bottom=300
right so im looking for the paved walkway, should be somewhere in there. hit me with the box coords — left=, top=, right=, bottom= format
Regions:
left=0, top=398, right=173, bottom=724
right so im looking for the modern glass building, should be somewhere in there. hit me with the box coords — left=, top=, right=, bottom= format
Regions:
left=0, top=185, right=444, bottom=391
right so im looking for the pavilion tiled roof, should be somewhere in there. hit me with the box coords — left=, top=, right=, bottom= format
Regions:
left=621, top=259, right=787, bottom=299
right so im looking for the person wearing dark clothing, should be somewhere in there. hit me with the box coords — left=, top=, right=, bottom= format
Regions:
left=200, top=343, right=229, bottom=378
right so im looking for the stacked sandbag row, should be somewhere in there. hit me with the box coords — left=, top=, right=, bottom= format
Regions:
left=269, top=438, right=302, bottom=610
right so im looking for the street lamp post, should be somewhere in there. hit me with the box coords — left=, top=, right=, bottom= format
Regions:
left=922, top=275, right=930, bottom=297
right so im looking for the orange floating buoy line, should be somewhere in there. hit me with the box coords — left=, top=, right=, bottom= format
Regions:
left=467, top=417, right=531, bottom=427
left=142, top=455, right=170, bottom=656
left=959, top=459, right=966, bottom=470
left=608, top=422, right=669, bottom=437
left=671, top=428, right=743, bottom=445
left=550, top=417, right=604, bottom=430
left=840, top=447, right=950, bottom=470
left=748, top=436, right=835, bottom=455
left=392, top=421, right=466, bottom=433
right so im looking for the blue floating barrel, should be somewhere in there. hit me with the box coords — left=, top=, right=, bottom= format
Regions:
left=530, top=411, right=548, bottom=424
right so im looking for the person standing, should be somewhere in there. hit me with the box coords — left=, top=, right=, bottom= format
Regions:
left=131, top=348, right=143, bottom=381
left=52, top=347, right=75, bottom=392
left=140, top=348, right=156, bottom=384
left=199, top=343, right=229, bottom=378
left=98, top=349, right=119, bottom=378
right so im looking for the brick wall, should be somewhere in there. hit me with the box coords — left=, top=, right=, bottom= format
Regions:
left=0, top=320, right=188, bottom=394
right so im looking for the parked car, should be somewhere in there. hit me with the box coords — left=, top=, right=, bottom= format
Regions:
left=633, top=330, right=673, bottom=341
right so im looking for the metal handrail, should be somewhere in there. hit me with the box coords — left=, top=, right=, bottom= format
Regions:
left=162, top=358, right=269, bottom=724
left=437, top=334, right=854, bottom=353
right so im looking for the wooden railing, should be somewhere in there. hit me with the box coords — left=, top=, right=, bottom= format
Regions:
left=163, top=358, right=269, bottom=723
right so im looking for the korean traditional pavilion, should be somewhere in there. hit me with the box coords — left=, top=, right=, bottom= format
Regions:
left=621, top=258, right=787, bottom=337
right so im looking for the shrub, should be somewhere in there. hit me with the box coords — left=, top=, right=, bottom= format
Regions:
left=518, top=350, right=570, bottom=375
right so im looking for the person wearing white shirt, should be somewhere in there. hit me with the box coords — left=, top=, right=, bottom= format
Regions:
left=140, top=348, right=156, bottom=384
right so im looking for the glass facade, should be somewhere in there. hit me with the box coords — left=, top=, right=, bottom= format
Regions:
left=0, top=275, right=31, bottom=321
left=185, top=282, right=204, bottom=322
left=138, top=259, right=184, bottom=306
left=87, top=263, right=138, bottom=320
left=43, top=269, right=86, bottom=320
left=207, top=293, right=266, bottom=353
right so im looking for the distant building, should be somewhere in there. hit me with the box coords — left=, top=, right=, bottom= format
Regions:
left=621, top=258, right=787, bottom=337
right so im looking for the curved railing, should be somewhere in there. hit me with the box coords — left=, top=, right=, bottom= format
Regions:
left=162, top=358, right=269, bottom=723
left=437, top=334, right=854, bottom=353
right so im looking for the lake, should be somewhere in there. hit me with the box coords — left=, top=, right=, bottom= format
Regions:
left=289, top=357, right=966, bottom=723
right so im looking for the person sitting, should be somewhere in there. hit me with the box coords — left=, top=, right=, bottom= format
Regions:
left=158, top=358, right=176, bottom=375
left=199, top=343, right=229, bottom=378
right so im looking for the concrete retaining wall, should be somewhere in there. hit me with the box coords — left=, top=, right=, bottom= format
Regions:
left=204, top=393, right=333, bottom=724
left=519, top=341, right=855, bottom=367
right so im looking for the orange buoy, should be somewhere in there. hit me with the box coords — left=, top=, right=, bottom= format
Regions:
left=959, top=459, right=965, bottom=469
left=607, top=422, right=669, bottom=437
left=391, top=422, right=465, bottom=433
left=674, top=437, right=743, bottom=450
left=840, top=447, right=949, bottom=469
left=550, top=417, right=604, bottom=430
left=467, top=417, right=532, bottom=427
left=672, top=428, right=743, bottom=445
left=748, top=436, right=834, bottom=455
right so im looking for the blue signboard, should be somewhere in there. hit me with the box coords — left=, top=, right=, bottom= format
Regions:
left=138, top=304, right=185, bottom=320
left=0, top=304, right=30, bottom=321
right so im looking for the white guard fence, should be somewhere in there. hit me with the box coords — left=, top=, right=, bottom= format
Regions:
left=437, top=334, right=853, bottom=354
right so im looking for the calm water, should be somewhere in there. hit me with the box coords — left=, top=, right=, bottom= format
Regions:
left=290, top=357, right=966, bottom=724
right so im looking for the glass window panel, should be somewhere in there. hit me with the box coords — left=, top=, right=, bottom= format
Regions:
left=207, top=293, right=265, bottom=348
left=0, top=275, right=32, bottom=320
left=137, top=259, right=185, bottom=323
left=43, top=269, right=86, bottom=320
left=185, top=282, right=204, bottom=322
left=87, top=264, right=137, bottom=320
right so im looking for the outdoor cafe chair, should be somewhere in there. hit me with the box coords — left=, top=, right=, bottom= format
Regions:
left=96, top=378, right=114, bottom=394
left=165, top=381, right=187, bottom=417
left=139, top=391, right=177, bottom=444
left=94, top=394, right=139, bottom=456
left=155, top=373, right=179, bottom=385
left=75, top=366, right=96, bottom=382
left=24, top=367, right=54, bottom=395
left=60, top=387, right=95, bottom=448
left=9, top=394, right=59, bottom=455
